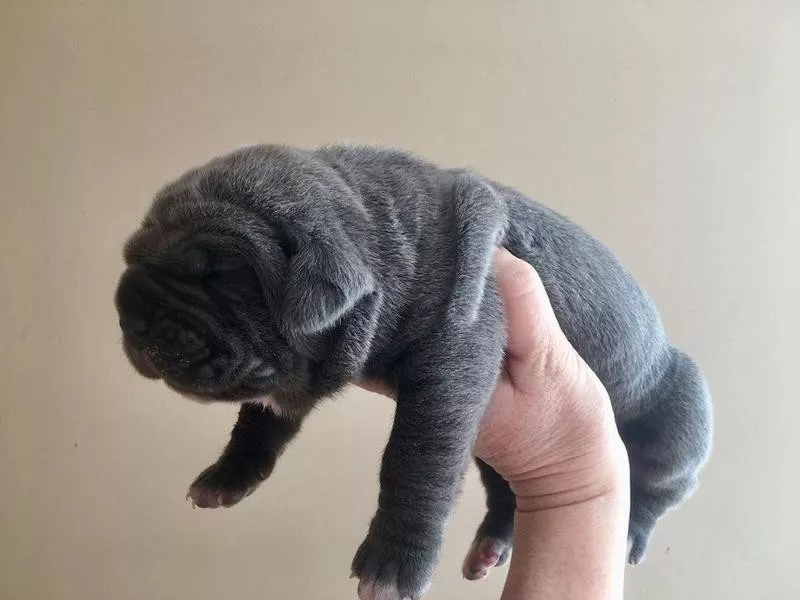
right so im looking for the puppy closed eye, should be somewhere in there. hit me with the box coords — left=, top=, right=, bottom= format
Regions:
left=182, top=246, right=251, bottom=284
left=183, top=248, right=211, bottom=278
left=277, top=231, right=297, bottom=258
left=181, top=247, right=249, bottom=279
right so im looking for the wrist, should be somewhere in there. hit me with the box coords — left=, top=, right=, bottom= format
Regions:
left=503, top=477, right=629, bottom=600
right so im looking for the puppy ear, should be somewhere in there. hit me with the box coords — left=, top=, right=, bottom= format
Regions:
left=281, top=237, right=374, bottom=336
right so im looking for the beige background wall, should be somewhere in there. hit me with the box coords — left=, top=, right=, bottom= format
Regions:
left=1, top=1, right=797, bottom=599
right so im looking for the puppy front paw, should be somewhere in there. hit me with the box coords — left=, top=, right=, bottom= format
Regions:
left=187, top=458, right=271, bottom=509
left=351, top=529, right=437, bottom=600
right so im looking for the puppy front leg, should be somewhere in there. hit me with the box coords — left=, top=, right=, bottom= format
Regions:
left=187, top=403, right=306, bottom=509
left=352, top=346, right=502, bottom=599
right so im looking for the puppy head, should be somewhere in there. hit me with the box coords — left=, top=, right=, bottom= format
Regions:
left=115, top=147, right=374, bottom=403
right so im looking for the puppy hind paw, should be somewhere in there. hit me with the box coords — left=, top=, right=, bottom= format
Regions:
left=462, top=536, right=511, bottom=581
left=627, top=525, right=652, bottom=565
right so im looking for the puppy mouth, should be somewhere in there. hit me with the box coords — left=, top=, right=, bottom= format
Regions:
left=123, top=326, right=219, bottom=382
left=122, top=337, right=163, bottom=379
left=126, top=324, right=277, bottom=399
left=163, top=356, right=278, bottom=402
left=122, top=312, right=279, bottom=401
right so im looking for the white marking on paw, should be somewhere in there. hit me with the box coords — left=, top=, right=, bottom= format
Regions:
left=357, top=579, right=405, bottom=600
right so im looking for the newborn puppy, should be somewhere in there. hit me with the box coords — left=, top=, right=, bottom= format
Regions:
left=115, top=145, right=712, bottom=599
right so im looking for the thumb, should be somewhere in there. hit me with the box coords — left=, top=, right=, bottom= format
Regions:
left=493, top=249, right=567, bottom=381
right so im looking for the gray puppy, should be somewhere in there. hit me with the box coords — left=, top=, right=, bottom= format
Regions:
left=116, top=145, right=712, bottom=599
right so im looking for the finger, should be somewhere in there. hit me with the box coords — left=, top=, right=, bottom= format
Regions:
left=492, top=249, right=561, bottom=363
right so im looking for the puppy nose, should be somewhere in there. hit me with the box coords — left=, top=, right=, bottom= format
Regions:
left=119, top=314, right=148, bottom=336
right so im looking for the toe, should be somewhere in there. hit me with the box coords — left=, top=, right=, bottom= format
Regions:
left=186, top=485, right=222, bottom=509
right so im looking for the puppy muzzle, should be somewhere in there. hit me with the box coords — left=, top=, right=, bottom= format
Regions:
left=116, top=267, right=231, bottom=386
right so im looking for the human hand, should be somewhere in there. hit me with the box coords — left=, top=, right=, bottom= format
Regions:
left=474, top=249, right=628, bottom=512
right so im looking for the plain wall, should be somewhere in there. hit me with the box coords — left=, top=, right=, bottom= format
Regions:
left=1, top=1, right=798, bottom=599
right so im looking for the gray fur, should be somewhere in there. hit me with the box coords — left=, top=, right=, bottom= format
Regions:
left=115, top=144, right=713, bottom=598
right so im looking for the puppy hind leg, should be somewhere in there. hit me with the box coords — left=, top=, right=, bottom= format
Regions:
left=462, top=458, right=515, bottom=581
left=620, top=348, right=713, bottom=564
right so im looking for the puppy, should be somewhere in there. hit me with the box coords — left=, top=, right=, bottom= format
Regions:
left=116, top=145, right=712, bottom=599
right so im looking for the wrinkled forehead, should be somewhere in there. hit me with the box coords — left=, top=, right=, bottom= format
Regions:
left=124, top=145, right=317, bottom=270
left=122, top=203, right=288, bottom=301
left=125, top=199, right=234, bottom=264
